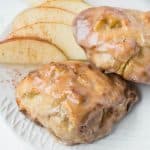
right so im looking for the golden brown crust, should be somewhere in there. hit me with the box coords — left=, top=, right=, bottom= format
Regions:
left=16, top=61, right=138, bottom=145
left=74, top=6, right=150, bottom=84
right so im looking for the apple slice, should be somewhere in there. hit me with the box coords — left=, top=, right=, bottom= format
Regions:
left=12, top=7, right=75, bottom=31
left=25, top=0, right=47, bottom=6
left=40, top=0, right=91, bottom=14
left=10, top=23, right=87, bottom=60
left=0, top=38, right=67, bottom=64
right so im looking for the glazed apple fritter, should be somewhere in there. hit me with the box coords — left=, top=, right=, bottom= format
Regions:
left=16, top=61, right=138, bottom=145
left=74, top=6, right=150, bottom=84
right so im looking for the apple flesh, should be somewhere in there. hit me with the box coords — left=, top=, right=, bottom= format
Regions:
left=40, top=0, right=91, bottom=14
left=0, top=37, right=67, bottom=64
left=10, top=23, right=87, bottom=60
left=12, top=7, right=75, bottom=31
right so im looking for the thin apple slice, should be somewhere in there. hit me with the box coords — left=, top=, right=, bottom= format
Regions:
left=10, top=23, right=87, bottom=60
left=25, top=0, right=47, bottom=6
left=0, top=38, right=67, bottom=64
left=12, top=7, right=75, bottom=31
left=40, top=0, right=91, bottom=14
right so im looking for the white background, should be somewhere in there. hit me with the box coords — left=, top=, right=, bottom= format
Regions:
left=0, top=0, right=150, bottom=150
left=0, top=1, right=32, bottom=149
left=0, top=116, right=33, bottom=150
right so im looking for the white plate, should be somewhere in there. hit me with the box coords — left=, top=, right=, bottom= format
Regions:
left=0, top=0, right=150, bottom=150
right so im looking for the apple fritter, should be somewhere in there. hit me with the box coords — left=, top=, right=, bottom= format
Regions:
left=74, top=6, right=150, bottom=84
left=16, top=61, right=138, bottom=145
